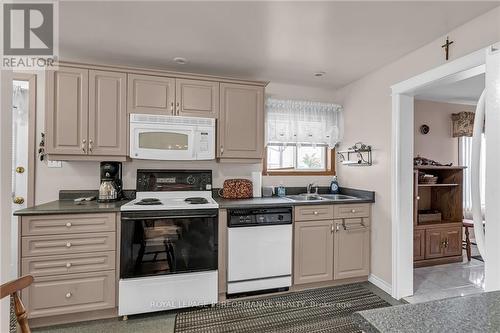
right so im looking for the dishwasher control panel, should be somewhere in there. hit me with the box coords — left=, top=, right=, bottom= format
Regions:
left=228, top=208, right=292, bottom=227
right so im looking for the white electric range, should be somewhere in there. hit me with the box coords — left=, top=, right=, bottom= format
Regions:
left=119, top=170, right=218, bottom=317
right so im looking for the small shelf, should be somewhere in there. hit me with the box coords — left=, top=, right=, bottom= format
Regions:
left=418, top=183, right=460, bottom=187
left=415, top=166, right=467, bottom=170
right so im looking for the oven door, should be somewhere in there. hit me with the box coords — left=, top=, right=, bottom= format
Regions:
left=130, top=122, right=195, bottom=160
left=120, top=209, right=218, bottom=279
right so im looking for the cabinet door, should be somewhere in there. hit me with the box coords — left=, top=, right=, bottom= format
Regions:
left=88, top=70, right=127, bottom=156
left=333, top=218, right=370, bottom=280
left=218, top=83, right=264, bottom=159
left=45, top=67, right=89, bottom=155
left=294, top=220, right=333, bottom=285
left=443, top=227, right=462, bottom=257
left=414, top=229, right=425, bottom=261
left=175, top=79, right=219, bottom=118
left=425, top=229, right=444, bottom=259
left=127, top=74, right=175, bottom=115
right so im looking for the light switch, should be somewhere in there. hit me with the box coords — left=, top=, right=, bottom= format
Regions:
left=47, top=160, right=62, bottom=168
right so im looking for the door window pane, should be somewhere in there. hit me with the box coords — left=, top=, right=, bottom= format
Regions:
left=139, top=132, right=188, bottom=150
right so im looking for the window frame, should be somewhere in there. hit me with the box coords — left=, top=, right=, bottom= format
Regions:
left=263, top=145, right=336, bottom=176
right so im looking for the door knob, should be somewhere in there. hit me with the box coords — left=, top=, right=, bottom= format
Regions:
left=15, top=166, right=25, bottom=174
left=13, top=196, right=24, bottom=205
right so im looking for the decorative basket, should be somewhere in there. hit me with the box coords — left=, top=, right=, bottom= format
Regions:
left=220, top=179, right=253, bottom=199
left=419, top=174, right=438, bottom=184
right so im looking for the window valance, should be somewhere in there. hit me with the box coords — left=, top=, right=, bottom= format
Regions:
left=265, top=98, right=343, bottom=148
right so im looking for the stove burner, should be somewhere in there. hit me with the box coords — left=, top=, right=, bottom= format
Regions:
left=135, top=198, right=162, bottom=206
left=185, top=197, right=209, bottom=205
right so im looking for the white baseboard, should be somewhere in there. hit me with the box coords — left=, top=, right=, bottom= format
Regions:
left=368, top=274, right=392, bottom=295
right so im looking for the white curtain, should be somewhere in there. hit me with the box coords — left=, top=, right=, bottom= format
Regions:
left=265, top=98, right=343, bottom=148
left=460, top=135, right=485, bottom=219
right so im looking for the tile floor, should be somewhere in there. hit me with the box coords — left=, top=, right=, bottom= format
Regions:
left=404, top=245, right=485, bottom=304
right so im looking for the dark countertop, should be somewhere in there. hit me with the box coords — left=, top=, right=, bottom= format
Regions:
left=355, top=291, right=500, bottom=332
left=14, top=187, right=374, bottom=215
left=14, top=199, right=130, bottom=216
left=215, top=187, right=375, bottom=209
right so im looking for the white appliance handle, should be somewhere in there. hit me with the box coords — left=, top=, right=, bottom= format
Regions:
left=471, top=89, right=486, bottom=260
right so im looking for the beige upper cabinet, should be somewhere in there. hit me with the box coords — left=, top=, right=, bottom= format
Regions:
left=88, top=70, right=127, bottom=156
left=45, top=67, right=89, bottom=155
left=218, top=83, right=264, bottom=159
left=294, top=220, right=334, bottom=285
left=127, top=74, right=175, bottom=115
left=175, top=79, right=219, bottom=118
left=46, top=67, right=127, bottom=158
left=333, top=218, right=370, bottom=280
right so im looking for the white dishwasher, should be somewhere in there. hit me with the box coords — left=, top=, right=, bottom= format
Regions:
left=227, top=207, right=293, bottom=295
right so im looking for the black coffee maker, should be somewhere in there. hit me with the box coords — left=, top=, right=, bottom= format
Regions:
left=98, top=162, right=123, bottom=202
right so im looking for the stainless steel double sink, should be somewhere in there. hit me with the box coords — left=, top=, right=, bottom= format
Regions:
left=285, top=193, right=359, bottom=202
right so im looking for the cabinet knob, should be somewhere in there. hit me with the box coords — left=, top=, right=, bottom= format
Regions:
left=65, top=292, right=72, bottom=298
left=170, top=102, right=174, bottom=113
left=66, top=262, right=72, bottom=268
left=81, top=139, right=86, bottom=153
left=88, top=139, right=93, bottom=153
left=220, top=146, right=224, bottom=154
left=66, top=222, right=72, bottom=228
left=313, top=211, right=319, bottom=215
left=351, top=209, right=356, bottom=213
left=13, top=196, right=24, bottom=205
left=416, top=196, right=420, bottom=200
left=66, top=242, right=72, bottom=248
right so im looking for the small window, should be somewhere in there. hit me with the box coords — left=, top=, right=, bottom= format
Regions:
left=264, top=144, right=335, bottom=175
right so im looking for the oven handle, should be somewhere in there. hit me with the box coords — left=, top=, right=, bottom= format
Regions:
left=121, top=214, right=217, bottom=220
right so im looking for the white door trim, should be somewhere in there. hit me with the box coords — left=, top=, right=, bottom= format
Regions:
left=390, top=48, right=488, bottom=299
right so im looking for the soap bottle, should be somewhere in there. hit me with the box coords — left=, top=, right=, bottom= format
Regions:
left=277, top=182, right=286, bottom=197
left=330, top=176, right=340, bottom=194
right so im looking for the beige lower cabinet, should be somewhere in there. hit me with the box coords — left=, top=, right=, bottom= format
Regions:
left=294, top=220, right=334, bottom=284
left=20, top=213, right=117, bottom=321
left=293, top=204, right=370, bottom=286
left=333, top=218, right=370, bottom=280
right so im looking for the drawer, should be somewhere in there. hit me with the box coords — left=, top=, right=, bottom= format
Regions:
left=23, top=270, right=115, bottom=318
left=294, top=205, right=334, bottom=221
left=22, top=251, right=115, bottom=277
left=333, top=204, right=370, bottom=219
left=22, top=232, right=115, bottom=257
left=22, top=213, right=116, bottom=236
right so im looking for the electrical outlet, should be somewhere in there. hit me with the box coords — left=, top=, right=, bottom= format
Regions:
left=47, top=160, right=62, bottom=168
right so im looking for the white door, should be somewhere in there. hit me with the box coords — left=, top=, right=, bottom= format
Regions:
left=11, top=79, right=31, bottom=276
left=484, top=43, right=500, bottom=292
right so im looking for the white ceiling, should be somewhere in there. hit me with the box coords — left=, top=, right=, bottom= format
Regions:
left=416, top=73, right=485, bottom=105
left=59, top=1, right=499, bottom=89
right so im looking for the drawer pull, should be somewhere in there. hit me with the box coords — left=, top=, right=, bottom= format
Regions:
left=66, top=222, right=72, bottom=228
left=313, top=211, right=319, bottom=215
left=65, top=292, right=72, bottom=298
left=66, top=242, right=72, bottom=248
left=66, top=262, right=72, bottom=268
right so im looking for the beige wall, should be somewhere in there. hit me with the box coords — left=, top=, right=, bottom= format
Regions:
left=334, top=7, right=500, bottom=284
left=414, top=100, right=475, bottom=166
left=34, top=80, right=338, bottom=204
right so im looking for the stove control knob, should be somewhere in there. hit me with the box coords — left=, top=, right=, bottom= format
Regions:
left=187, top=175, right=195, bottom=185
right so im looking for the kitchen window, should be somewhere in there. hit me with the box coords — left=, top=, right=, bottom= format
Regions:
left=264, top=98, right=342, bottom=175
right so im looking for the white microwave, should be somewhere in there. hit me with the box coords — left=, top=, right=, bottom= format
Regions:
left=129, top=114, right=215, bottom=160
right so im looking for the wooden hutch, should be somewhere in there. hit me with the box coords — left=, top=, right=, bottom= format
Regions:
left=413, top=166, right=465, bottom=267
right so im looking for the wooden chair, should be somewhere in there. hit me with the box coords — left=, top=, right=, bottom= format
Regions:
left=0, top=275, right=33, bottom=333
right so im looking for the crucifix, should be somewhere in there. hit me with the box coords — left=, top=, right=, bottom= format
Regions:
left=441, top=36, right=454, bottom=61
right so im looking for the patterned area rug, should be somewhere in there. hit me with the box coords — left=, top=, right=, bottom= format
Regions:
left=174, top=283, right=391, bottom=333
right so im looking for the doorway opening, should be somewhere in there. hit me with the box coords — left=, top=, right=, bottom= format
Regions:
left=11, top=74, right=36, bottom=277
left=406, top=72, right=485, bottom=303
left=391, top=44, right=500, bottom=300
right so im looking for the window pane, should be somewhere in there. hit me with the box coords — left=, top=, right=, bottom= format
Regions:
left=267, top=146, right=294, bottom=169
left=139, top=132, right=189, bottom=150
left=297, top=146, right=326, bottom=170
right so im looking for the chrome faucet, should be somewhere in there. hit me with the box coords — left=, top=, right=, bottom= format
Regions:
left=306, top=183, right=317, bottom=194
